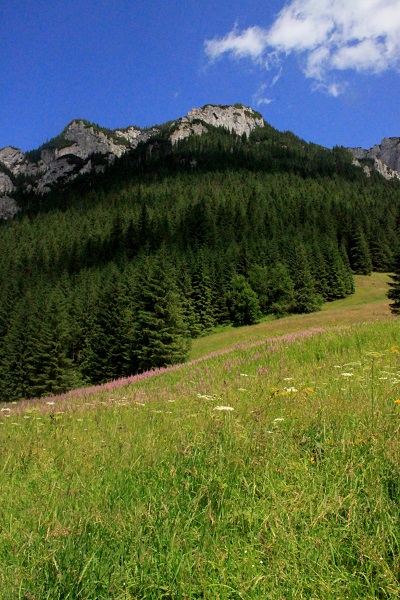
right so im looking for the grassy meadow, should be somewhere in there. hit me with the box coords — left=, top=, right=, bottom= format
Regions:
left=1, top=274, right=400, bottom=599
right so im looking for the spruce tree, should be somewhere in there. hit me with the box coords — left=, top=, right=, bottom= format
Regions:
left=228, top=275, right=262, bottom=326
left=132, top=256, right=190, bottom=372
left=288, top=243, right=323, bottom=314
left=350, top=230, right=373, bottom=275
left=388, top=252, right=400, bottom=315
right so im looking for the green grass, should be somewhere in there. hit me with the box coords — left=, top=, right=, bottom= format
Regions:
left=190, top=273, right=392, bottom=360
left=1, top=276, right=400, bottom=598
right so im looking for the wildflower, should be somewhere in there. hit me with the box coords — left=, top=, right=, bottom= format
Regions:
left=240, top=373, right=248, bottom=377
left=284, top=387, right=298, bottom=393
left=341, top=372, right=354, bottom=377
left=395, top=399, right=400, bottom=404
left=46, top=401, right=55, bottom=406
left=238, top=388, right=247, bottom=391
left=273, top=417, right=284, bottom=422
left=283, top=377, right=293, bottom=381
left=214, top=406, right=234, bottom=411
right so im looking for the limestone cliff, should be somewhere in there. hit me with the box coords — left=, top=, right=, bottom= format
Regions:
left=349, top=138, right=400, bottom=180
left=170, top=104, right=264, bottom=144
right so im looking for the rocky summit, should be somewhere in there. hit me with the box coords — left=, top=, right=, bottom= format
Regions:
left=0, top=104, right=264, bottom=219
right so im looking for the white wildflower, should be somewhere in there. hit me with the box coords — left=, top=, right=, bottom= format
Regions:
left=214, top=406, right=234, bottom=411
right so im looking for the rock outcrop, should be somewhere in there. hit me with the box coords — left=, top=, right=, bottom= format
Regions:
left=0, top=195, right=20, bottom=219
left=170, top=104, right=264, bottom=144
left=0, top=119, right=160, bottom=200
left=349, top=138, right=400, bottom=179
left=0, top=172, right=16, bottom=195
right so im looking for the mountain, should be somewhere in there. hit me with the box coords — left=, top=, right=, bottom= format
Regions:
left=1, top=102, right=400, bottom=402
left=2, top=103, right=399, bottom=221
left=0, top=104, right=264, bottom=219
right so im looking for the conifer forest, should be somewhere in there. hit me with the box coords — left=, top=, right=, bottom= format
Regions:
left=1, top=122, right=400, bottom=402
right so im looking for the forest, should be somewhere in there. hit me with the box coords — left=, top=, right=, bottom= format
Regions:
left=1, top=122, right=400, bottom=402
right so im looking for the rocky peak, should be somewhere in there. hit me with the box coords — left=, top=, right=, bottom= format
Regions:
left=59, top=119, right=128, bottom=159
left=349, top=137, right=400, bottom=179
left=170, top=104, right=264, bottom=144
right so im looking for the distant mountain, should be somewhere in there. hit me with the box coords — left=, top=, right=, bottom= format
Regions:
left=0, top=104, right=264, bottom=219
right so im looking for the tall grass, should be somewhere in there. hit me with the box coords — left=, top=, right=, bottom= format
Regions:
left=1, top=321, right=400, bottom=598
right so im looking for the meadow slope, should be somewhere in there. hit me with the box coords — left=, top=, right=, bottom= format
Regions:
left=0, top=273, right=399, bottom=599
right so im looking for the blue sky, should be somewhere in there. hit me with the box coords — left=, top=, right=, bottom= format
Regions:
left=1, top=0, right=400, bottom=152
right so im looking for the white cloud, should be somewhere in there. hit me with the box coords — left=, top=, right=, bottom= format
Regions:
left=271, top=67, right=283, bottom=87
left=256, top=96, right=274, bottom=106
left=252, top=83, right=274, bottom=107
left=204, top=0, right=400, bottom=95
left=204, top=26, right=269, bottom=61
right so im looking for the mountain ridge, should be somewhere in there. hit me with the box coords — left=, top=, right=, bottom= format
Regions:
left=1, top=103, right=399, bottom=219
left=0, top=104, right=264, bottom=218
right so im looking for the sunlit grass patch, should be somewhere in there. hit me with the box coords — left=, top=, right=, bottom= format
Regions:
left=0, top=320, right=400, bottom=597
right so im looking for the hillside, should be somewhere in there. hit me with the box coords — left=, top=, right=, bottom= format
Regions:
left=0, top=106, right=400, bottom=402
left=1, top=284, right=399, bottom=597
